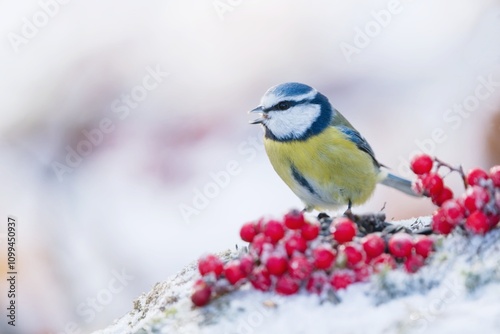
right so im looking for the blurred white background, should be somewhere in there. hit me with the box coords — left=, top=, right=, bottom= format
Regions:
left=1, top=0, right=500, bottom=333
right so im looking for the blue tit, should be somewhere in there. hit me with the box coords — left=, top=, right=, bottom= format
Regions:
left=250, top=82, right=419, bottom=212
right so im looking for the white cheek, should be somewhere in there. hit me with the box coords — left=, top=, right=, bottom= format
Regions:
left=265, top=105, right=321, bottom=139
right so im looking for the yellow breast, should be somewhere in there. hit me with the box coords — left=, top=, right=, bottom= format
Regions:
left=264, top=126, right=380, bottom=210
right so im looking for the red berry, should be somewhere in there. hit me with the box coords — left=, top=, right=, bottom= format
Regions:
left=422, top=173, right=444, bottom=197
left=264, top=220, right=285, bottom=243
left=490, top=166, right=500, bottom=188
left=266, top=255, right=288, bottom=276
left=306, top=272, right=329, bottom=294
left=250, top=267, right=272, bottom=291
left=404, top=254, right=425, bottom=273
left=371, top=253, right=397, bottom=273
left=432, top=209, right=455, bottom=235
left=198, top=254, right=224, bottom=278
left=239, top=255, right=254, bottom=276
left=284, top=233, right=308, bottom=257
left=414, top=235, right=434, bottom=258
left=250, top=234, right=272, bottom=255
left=463, top=186, right=490, bottom=213
left=288, top=255, right=313, bottom=281
left=487, top=213, right=500, bottom=228
left=354, top=265, right=372, bottom=282
left=410, top=154, right=434, bottom=175
left=240, top=222, right=258, bottom=242
left=331, top=217, right=357, bottom=244
left=312, top=245, right=337, bottom=270
left=361, top=233, right=385, bottom=259
left=388, top=233, right=413, bottom=258
left=330, top=270, right=355, bottom=290
left=432, top=186, right=454, bottom=206
left=301, top=222, right=320, bottom=241
left=440, top=199, right=465, bottom=225
left=284, top=210, right=306, bottom=229
left=466, top=168, right=489, bottom=186
left=275, top=274, right=300, bottom=295
left=465, top=211, right=490, bottom=235
left=191, top=279, right=212, bottom=307
left=341, top=243, right=366, bottom=268
left=224, top=260, right=246, bottom=285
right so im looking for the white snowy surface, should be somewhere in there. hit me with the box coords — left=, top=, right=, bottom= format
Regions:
left=94, top=218, right=500, bottom=334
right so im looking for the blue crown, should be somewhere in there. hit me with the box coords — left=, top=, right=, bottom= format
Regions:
left=268, top=82, right=314, bottom=98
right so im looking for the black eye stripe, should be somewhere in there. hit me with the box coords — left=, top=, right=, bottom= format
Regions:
left=274, top=101, right=295, bottom=110
left=263, top=98, right=310, bottom=112
left=277, top=101, right=291, bottom=110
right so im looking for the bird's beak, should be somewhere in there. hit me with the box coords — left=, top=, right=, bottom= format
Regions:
left=249, top=106, right=266, bottom=124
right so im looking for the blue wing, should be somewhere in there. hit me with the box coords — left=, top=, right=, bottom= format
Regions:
left=337, top=126, right=380, bottom=167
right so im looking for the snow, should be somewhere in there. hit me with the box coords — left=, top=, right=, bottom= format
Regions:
left=94, top=219, right=500, bottom=334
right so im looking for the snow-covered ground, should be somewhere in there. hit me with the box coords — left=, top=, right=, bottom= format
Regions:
left=95, top=219, right=500, bottom=334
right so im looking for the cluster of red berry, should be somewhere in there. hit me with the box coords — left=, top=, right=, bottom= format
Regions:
left=410, top=154, right=500, bottom=235
left=191, top=212, right=434, bottom=307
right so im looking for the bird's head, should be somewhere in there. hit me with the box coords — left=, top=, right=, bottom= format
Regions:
left=250, top=82, right=333, bottom=141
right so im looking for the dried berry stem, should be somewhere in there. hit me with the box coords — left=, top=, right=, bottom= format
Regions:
left=434, top=157, right=467, bottom=188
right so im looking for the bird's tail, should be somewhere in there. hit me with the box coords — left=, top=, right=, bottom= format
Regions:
left=380, top=172, right=421, bottom=197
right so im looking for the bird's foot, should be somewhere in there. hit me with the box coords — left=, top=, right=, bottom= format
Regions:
left=343, top=208, right=354, bottom=220
left=317, top=212, right=330, bottom=220
left=343, top=199, right=355, bottom=219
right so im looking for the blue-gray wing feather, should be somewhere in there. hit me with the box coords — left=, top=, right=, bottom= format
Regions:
left=337, top=126, right=380, bottom=167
